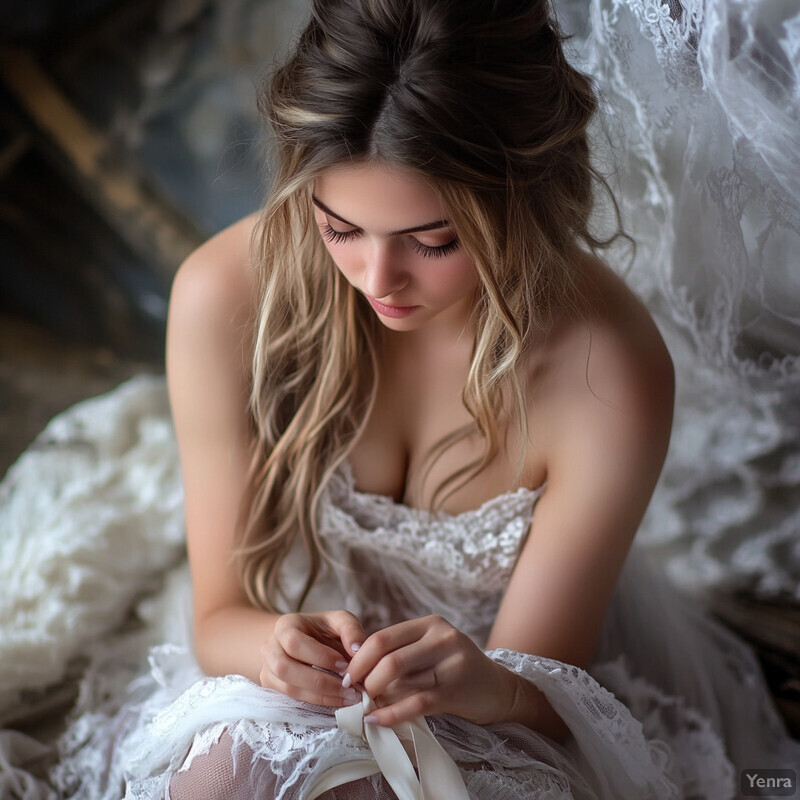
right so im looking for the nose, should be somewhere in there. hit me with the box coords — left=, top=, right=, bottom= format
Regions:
left=362, top=240, right=408, bottom=301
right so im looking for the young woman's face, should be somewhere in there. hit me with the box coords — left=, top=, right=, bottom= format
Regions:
left=312, top=162, right=479, bottom=338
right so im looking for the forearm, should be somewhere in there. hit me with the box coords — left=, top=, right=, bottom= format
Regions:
left=194, top=603, right=280, bottom=683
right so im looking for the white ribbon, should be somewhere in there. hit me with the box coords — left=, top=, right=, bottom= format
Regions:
left=305, top=692, right=471, bottom=800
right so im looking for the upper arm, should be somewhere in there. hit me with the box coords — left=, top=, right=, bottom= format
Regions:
left=486, top=323, right=675, bottom=669
left=166, top=213, right=260, bottom=627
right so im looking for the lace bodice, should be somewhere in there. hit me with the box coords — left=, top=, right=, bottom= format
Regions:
left=284, top=462, right=546, bottom=644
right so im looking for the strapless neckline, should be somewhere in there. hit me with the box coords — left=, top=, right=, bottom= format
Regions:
left=338, top=459, right=546, bottom=519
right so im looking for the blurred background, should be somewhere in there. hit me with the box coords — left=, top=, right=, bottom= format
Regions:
left=1, top=0, right=798, bottom=737
left=0, top=0, right=306, bottom=478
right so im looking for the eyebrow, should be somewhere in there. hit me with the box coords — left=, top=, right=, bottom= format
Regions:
left=311, top=195, right=450, bottom=236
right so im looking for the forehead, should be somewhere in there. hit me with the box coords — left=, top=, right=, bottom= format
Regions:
left=312, top=162, right=447, bottom=231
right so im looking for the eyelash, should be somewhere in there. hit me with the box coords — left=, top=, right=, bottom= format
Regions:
left=320, top=222, right=459, bottom=259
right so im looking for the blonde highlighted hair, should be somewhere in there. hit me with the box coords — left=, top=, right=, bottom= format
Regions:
left=235, top=0, right=625, bottom=612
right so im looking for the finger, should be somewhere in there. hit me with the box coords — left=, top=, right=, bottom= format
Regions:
left=372, top=666, right=440, bottom=705
left=324, top=610, right=367, bottom=659
left=261, top=638, right=348, bottom=696
left=361, top=639, right=437, bottom=700
left=273, top=680, right=361, bottom=708
left=363, top=690, right=437, bottom=727
left=274, top=627, right=351, bottom=676
left=346, top=618, right=430, bottom=687
left=265, top=652, right=362, bottom=708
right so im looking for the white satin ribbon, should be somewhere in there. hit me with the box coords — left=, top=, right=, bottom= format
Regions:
left=305, top=691, right=471, bottom=800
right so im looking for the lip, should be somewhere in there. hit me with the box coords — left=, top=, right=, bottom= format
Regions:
left=367, top=296, right=420, bottom=318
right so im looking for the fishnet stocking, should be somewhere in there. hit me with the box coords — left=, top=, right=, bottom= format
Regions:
left=167, top=730, right=259, bottom=800
left=166, top=728, right=399, bottom=800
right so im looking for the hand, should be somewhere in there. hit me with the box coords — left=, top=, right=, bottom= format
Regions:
left=343, top=615, right=517, bottom=727
left=260, top=610, right=366, bottom=707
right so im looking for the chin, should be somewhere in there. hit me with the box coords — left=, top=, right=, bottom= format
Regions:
left=376, top=316, right=423, bottom=331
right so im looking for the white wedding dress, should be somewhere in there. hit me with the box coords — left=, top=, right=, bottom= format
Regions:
left=2, top=0, right=800, bottom=796
left=49, top=450, right=799, bottom=800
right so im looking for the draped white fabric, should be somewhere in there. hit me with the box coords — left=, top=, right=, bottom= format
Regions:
left=555, top=0, right=800, bottom=599
left=0, top=376, right=185, bottom=725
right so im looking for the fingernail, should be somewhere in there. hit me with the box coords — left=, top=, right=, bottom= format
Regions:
left=342, top=673, right=352, bottom=689
left=335, top=660, right=348, bottom=671
left=342, top=688, right=359, bottom=703
left=364, top=714, right=379, bottom=725
left=351, top=643, right=361, bottom=652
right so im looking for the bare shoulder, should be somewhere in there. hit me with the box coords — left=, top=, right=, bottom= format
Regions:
left=170, top=211, right=260, bottom=329
left=167, top=213, right=260, bottom=392
left=166, top=210, right=262, bottom=442
left=531, top=251, right=675, bottom=453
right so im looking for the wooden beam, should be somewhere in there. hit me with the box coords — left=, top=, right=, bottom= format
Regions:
left=0, top=130, right=31, bottom=178
left=0, top=46, right=205, bottom=275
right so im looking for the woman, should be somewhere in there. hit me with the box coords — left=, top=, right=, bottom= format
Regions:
left=109, top=0, right=795, bottom=797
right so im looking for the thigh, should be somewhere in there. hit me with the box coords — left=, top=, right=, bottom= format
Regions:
left=166, top=730, right=399, bottom=800
left=167, top=730, right=259, bottom=800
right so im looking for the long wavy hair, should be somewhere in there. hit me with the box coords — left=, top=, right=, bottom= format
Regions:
left=235, top=0, right=624, bottom=612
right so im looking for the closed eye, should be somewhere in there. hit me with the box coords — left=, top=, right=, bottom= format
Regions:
left=409, top=238, right=460, bottom=259
left=320, top=221, right=359, bottom=246
left=320, top=222, right=459, bottom=259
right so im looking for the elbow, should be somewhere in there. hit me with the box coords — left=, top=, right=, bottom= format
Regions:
left=192, top=605, right=236, bottom=677
left=192, top=615, right=217, bottom=676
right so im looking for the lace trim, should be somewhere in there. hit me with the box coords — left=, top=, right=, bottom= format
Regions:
left=488, top=648, right=708, bottom=800
left=322, top=462, right=545, bottom=590
left=590, top=656, right=736, bottom=798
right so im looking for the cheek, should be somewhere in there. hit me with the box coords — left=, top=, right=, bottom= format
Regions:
left=429, top=257, right=478, bottom=295
left=324, top=243, right=358, bottom=279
